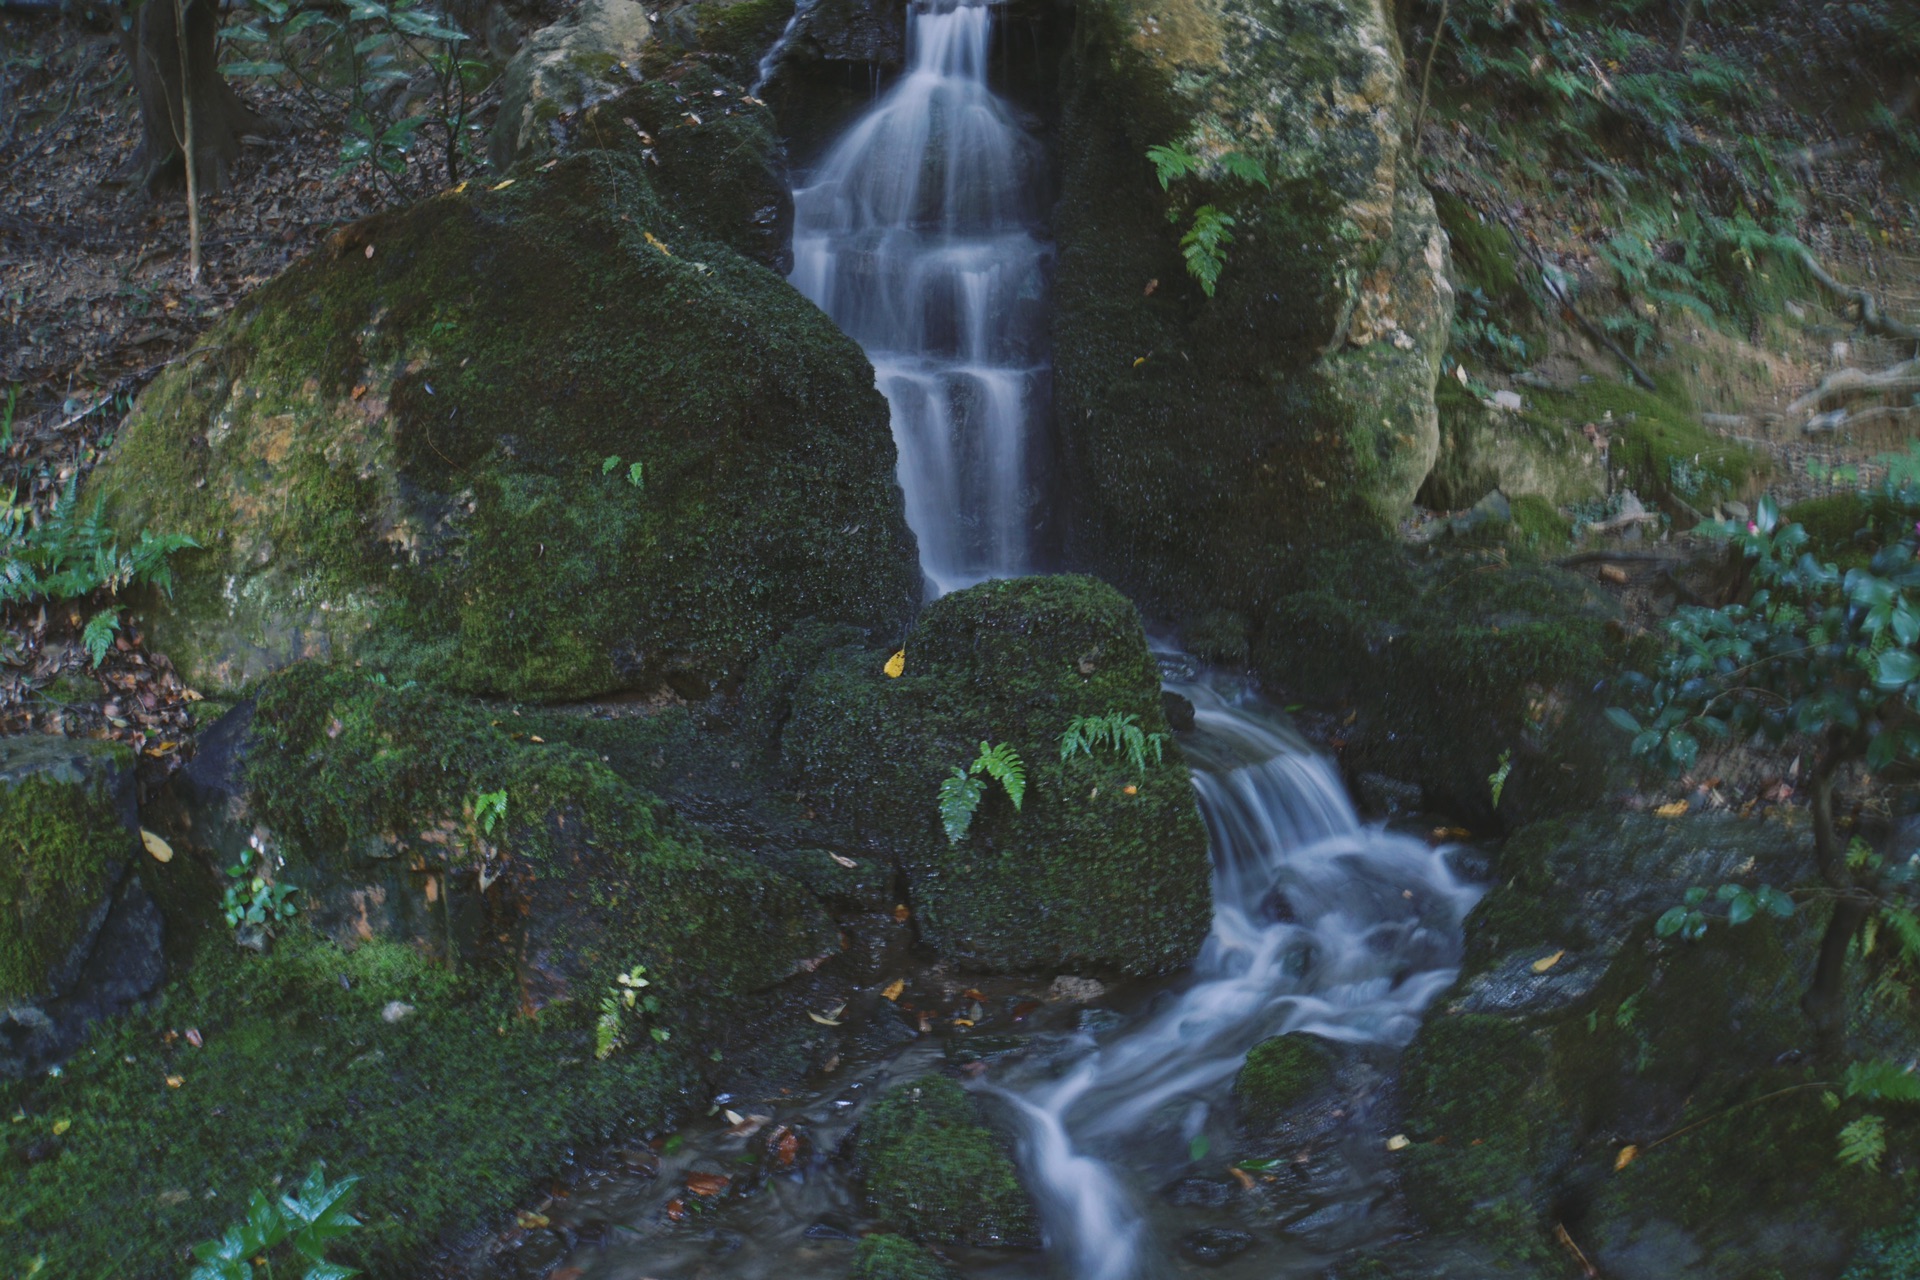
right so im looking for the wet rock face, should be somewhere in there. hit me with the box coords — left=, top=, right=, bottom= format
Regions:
left=853, top=1076, right=1039, bottom=1248
left=0, top=737, right=164, bottom=1077
left=87, top=147, right=918, bottom=702
left=777, top=575, right=1213, bottom=974
left=490, top=0, right=652, bottom=170
left=1053, top=0, right=1452, bottom=620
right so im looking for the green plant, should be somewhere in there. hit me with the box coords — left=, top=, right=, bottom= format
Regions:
left=1654, top=881, right=1794, bottom=941
left=221, top=846, right=301, bottom=933
left=188, top=1162, right=362, bottom=1280
left=1487, top=749, right=1512, bottom=809
left=472, top=788, right=506, bottom=836
left=1059, top=711, right=1168, bottom=776
left=937, top=741, right=1026, bottom=844
left=81, top=609, right=121, bottom=668
left=601, top=455, right=646, bottom=489
left=594, top=964, right=666, bottom=1059
left=0, top=474, right=197, bottom=607
left=1143, top=144, right=1269, bottom=297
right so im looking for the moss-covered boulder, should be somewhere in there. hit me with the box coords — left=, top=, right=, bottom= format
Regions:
left=490, top=0, right=654, bottom=170
left=852, top=1233, right=959, bottom=1280
left=853, top=1076, right=1037, bottom=1247
left=1234, top=1031, right=1335, bottom=1127
left=1053, top=0, right=1452, bottom=620
left=0, top=737, right=163, bottom=1076
left=155, top=663, right=835, bottom=1013
left=779, top=575, right=1212, bottom=974
left=88, top=146, right=917, bottom=700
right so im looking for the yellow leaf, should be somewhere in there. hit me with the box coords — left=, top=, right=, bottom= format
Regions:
left=491, top=178, right=516, bottom=191
left=1614, top=1144, right=1639, bottom=1171
left=1531, top=950, right=1565, bottom=974
left=165, top=1076, right=184, bottom=1089
left=807, top=1011, right=841, bottom=1026
left=1654, top=800, right=1689, bottom=818
left=140, top=829, right=174, bottom=864
left=51, top=1119, right=71, bottom=1135
left=883, top=649, right=905, bottom=678
left=644, top=231, right=673, bottom=256
left=1132, top=356, right=1147, bottom=367
left=881, top=978, right=905, bottom=1002
left=1386, top=1134, right=1410, bottom=1151
left=181, top=688, right=203, bottom=702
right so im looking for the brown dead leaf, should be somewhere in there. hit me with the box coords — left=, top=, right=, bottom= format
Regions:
left=685, top=1171, right=730, bottom=1198
left=881, top=978, right=905, bottom=1001
left=893, top=904, right=910, bottom=922
left=1227, top=1166, right=1255, bottom=1191
left=1614, top=1144, right=1639, bottom=1171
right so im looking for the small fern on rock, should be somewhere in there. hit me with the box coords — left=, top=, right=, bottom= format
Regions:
left=938, top=741, right=1027, bottom=844
left=1060, top=711, right=1168, bottom=776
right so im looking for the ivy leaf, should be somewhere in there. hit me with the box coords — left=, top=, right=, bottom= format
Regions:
left=1605, top=707, right=1641, bottom=734
left=1875, top=649, right=1920, bottom=690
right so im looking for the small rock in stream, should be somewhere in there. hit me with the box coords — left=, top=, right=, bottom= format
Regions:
left=1163, top=1176, right=1239, bottom=1209
left=1178, top=1226, right=1256, bottom=1265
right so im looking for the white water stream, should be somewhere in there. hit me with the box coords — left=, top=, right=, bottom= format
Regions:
left=788, top=0, right=1051, bottom=595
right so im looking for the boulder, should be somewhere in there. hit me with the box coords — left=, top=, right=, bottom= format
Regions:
left=1053, top=0, right=1452, bottom=621
left=778, top=575, right=1213, bottom=974
left=152, top=663, right=837, bottom=1010
left=87, top=148, right=918, bottom=701
left=853, top=1076, right=1037, bottom=1247
left=1234, top=1030, right=1336, bottom=1127
left=0, top=736, right=164, bottom=1076
left=490, top=0, right=653, bottom=170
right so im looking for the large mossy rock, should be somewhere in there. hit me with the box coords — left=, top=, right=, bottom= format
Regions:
left=88, top=146, right=918, bottom=700
left=778, top=575, right=1212, bottom=974
left=1393, top=813, right=1917, bottom=1277
left=1053, top=0, right=1452, bottom=620
left=489, top=0, right=653, bottom=170
left=853, top=1076, right=1037, bottom=1247
left=155, top=663, right=836, bottom=1012
left=0, top=737, right=164, bottom=1076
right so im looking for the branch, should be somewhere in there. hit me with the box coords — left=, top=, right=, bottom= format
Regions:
left=1797, top=248, right=1920, bottom=345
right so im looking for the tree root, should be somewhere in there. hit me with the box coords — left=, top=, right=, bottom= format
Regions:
left=1797, top=248, right=1920, bottom=345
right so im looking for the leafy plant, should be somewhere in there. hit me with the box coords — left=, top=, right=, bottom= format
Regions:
left=81, top=609, right=122, bottom=668
left=602, top=456, right=646, bottom=489
left=1, top=474, right=197, bottom=607
left=472, top=788, right=506, bottom=836
left=187, top=1162, right=361, bottom=1280
left=1144, top=143, right=1269, bottom=296
left=1839, top=1114, right=1888, bottom=1172
left=1488, top=749, right=1513, bottom=809
left=595, top=964, right=667, bottom=1059
left=1059, top=710, right=1168, bottom=776
left=221, top=846, right=301, bottom=933
left=938, top=741, right=1027, bottom=844
left=1655, top=882, right=1793, bottom=941
left=1180, top=206, right=1237, bottom=299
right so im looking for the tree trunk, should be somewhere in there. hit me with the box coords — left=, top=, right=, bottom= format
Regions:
left=124, top=0, right=267, bottom=196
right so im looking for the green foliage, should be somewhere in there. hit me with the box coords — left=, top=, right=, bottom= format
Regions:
left=602, top=456, right=646, bottom=489
left=1843, top=1059, right=1920, bottom=1105
left=223, top=0, right=490, bottom=189
left=0, top=475, right=197, bottom=607
left=1143, top=144, right=1269, bottom=296
left=595, top=964, right=666, bottom=1059
left=1488, top=749, right=1513, bottom=809
left=81, top=609, right=121, bottom=668
left=1838, top=1114, right=1888, bottom=1172
left=852, top=1233, right=957, bottom=1280
left=853, top=1077, right=1036, bottom=1246
left=937, top=741, right=1027, bottom=844
left=1059, top=710, right=1168, bottom=775
left=1654, top=882, right=1793, bottom=941
left=220, top=846, right=301, bottom=933
left=472, top=787, right=506, bottom=836
left=188, top=1163, right=362, bottom=1280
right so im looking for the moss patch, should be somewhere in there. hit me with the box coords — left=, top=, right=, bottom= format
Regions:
left=853, top=1076, right=1036, bottom=1247
left=88, top=147, right=916, bottom=700
left=1234, top=1032, right=1335, bottom=1126
left=852, top=1232, right=959, bottom=1280
left=0, top=935, right=690, bottom=1277
left=780, top=575, right=1212, bottom=974
left=0, top=739, right=135, bottom=999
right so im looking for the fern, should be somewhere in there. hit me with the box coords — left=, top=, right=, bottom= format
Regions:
left=1881, top=905, right=1920, bottom=964
left=1060, top=711, right=1168, bottom=776
left=1843, top=1058, right=1920, bottom=1103
left=938, top=767, right=986, bottom=844
left=0, top=474, right=198, bottom=607
left=1181, top=206, right=1236, bottom=298
left=82, top=609, right=121, bottom=668
left=1146, top=142, right=1200, bottom=190
left=1217, top=151, right=1270, bottom=189
left=1840, top=1114, right=1889, bottom=1172
left=973, top=741, right=1026, bottom=811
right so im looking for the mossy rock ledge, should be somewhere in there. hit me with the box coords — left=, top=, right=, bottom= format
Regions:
left=853, top=1076, right=1038, bottom=1248
left=1234, top=1030, right=1336, bottom=1128
left=777, top=574, right=1213, bottom=974
left=1053, top=0, right=1452, bottom=620
left=87, top=145, right=918, bottom=701
left=0, top=736, right=164, bottom=1077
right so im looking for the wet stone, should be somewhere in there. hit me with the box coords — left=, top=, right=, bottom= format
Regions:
left=805, top=1216, right=860, bottom=1241
left=1163, top=1176, right=1238, bottom=1209
left=1178, top=1226, right=1257, bottom=1265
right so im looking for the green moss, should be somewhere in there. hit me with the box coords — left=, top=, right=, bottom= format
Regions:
left=1507, top=494, right=1572, bottom=554
left=1435, top=190, right=1522, bottom=306
left=1529, top=379, right=1765, bottom=513
left=0, top=934, right=690, bottom=1277
left=0, top=740, right=134, bottom=999
left=1845, top=1207, right=1920, bottom=1280
left=852, top=1233, right=959, bottom=1280
left=781, top=575, right=1212, bottom=974
left=1234, top=1032, right=1334, bottom=1126
left=89, top=148, right=916, bottom=701
left=245, top=662, right=835, bottom=1003
left=853, top=1076, right=1036, bottom=1247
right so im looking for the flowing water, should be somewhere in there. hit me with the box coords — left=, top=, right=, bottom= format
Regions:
left=788, top=0, right=1052, bottom=595
left=514, top=6, right=1480, bottom=1274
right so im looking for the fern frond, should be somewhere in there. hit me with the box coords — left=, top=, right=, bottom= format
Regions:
left=939, top=767, right=985, bottom=844
left=1145, top=143, right=1199, bottom=190
left=82, top=610, right=121, bottom=668
left=1881, top=905, right=1920, bottom=965
left=1839, top=1114, right=1887, bottom=1171
left=1843, top=1058, right=1920, bottom=1103
left=972, top=741, right=1026, bottom=811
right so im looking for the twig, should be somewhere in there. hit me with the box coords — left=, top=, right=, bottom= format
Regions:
left=1797, top=248, right=1920, bottom=345
left=1638, top=1082, right=1830, bottom=1155
left=1412, top=0, right=1450, bottom=159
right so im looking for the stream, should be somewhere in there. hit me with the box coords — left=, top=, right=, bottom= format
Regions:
left=531, top=3, right=1479, bottom=1274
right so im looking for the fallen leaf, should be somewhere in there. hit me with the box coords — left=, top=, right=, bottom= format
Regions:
left=724, top=1109, right=744, bottom=1126
left=1132, top=356, right=1147, bottom=367
left=1386, top=1134, right=1410, bottom=1151
left=685, top=1171, right=730, bottom=1198
left=883, top=649, right=905, bottom=678
left=1143, top=278, right=1159, bottom=295
left=185, top=1028, right=202, bottom=1048
left=140, top=829, right=174, bottom=863
left=1614, top=1144, right=1639, bottom=1171
left=165, top=1075, right=184, bottom=1089
left=830, top=852, right=858, bottom=868
left=893, top=904, right=910, bottom=923
left=727, top=1113, right=770, bottom=1138
left=773, top=1127, right=801, bottom=1168
left=514, top=1209, right=549, bottom=1228
left=665, top=1197, right=687, bottom=1222
left=530, top=735, right=545, bottom=743
left=491, top=179, right=515, bottom=190
left=807, top=1011, right=842, bottom=1026
left=1532, top=950, right=1565, bottom=973
left=881, top=978, right=905, bottom=1001
left=1654, top=800, right=1689, bottom=818
left=1227, top=1165, right=1254, bottom=1191
left=645, top=231, right=673, bottom=256
left=51, top=1118, right=71, bottom=1135
left=1122, top=785, right=1138, bottom=796
left=363, top=244, right=375, bottom=258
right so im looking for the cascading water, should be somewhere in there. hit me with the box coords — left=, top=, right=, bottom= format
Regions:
left=994, top=668, right=1480, bottom=1278
left=788, top=0, right=1051, bottom=596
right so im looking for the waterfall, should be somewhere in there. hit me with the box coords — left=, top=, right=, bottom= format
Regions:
left=995, top=669, right=1480, bottom=1279
left=789, top=0, right=1051, bottom=596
